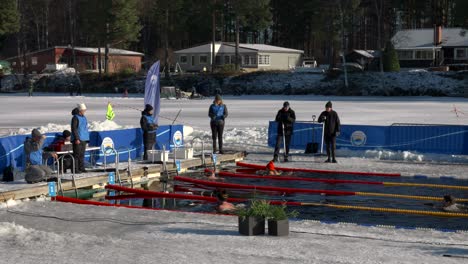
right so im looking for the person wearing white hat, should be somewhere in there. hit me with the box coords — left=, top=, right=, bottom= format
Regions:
left=71, top=103, right=89, bottom=173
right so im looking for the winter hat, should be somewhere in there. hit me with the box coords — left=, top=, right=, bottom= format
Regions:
left=144, top=104, right=154, bottom=112
left=283, top=101, right=290, bottom=107
left=215, top=94, right=222, bottom=101
left=325, top=101, right=332, bottom=108
left=62, top=130, right=71, bottom=138
left=31, top=129, right=42, bottom=138
left=77, top=103, right=87, bottom=111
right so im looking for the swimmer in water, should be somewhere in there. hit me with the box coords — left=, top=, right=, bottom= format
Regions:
left=266, top=160, right=280, bottom=175
left=441, top=195, right=468, bottom=213
left=215, top=189, right=236, bottom=213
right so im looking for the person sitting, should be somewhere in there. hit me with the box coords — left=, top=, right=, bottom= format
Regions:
left=24, top=129, right=58, bottom=184
left=266, top=160, right=280, bottom=175
left=442, top=195, right=468, bottom=213
left=49, top=130, right=73, bottom=173
left=215, top=189, right=236, bottom=213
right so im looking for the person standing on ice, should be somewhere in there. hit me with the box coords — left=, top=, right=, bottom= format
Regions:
left=273, top=101, right=295, bottom=162
left=318, top=101, right=341, bottom=163
left=24, top=129, right=58, bottom=183
left=71, top=103, right=89, bottom=173
left=208, top=94, right=228, bottom=154
left=140, top=104, right=158, bottom=160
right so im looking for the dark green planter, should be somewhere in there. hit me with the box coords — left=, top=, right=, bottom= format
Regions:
left=238, top=216, right=265, bottom=236
left=268, top=219, right=289, bottom=236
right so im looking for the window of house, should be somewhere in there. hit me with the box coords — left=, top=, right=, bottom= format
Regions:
left=12, top=61, right=16, bottom=66
left=250, top=56, right=256, bottom=65
left=455, top=48, right=467, bottom=59
left=243, top=55, right=250, bottom=65
left=180, top=55, right=188, bottom=64
left=258, top=55, right=270, bottom=65
left=199, top=55, right=208, bottom=64
left=215, top=56, right=222, bottom=65
left=415, top=50, right=433, bottom=60
left=224, top=55, right=231, bottom=64
left=31, top=57, right=38, bottom=65
left=397, top=50, right=413, bottom=60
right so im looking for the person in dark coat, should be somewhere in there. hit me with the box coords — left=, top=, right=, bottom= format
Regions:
left=49, top=130, right=73, bottom=172
left=208, top=94, right=228, bottom=154
left=318, top=101, right=341, bottom=163
left=274, top=101, right=296, bottom=162
left=71, top=103, right=89, bottom=173
left=140, top=104, right=158, bottom=160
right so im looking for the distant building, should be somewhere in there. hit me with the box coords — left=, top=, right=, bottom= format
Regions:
left=4, top=46, right=144, bottom=74
left=174, top=42, right=304, bottom=72
left=345, top=50, right=381, bottom=71
left=392, top=27, right=468, bottom=68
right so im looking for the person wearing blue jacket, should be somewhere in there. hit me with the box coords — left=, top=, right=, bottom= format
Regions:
left=208, top=94, right=228, bottom=154
left=140, top=104, right=158, bottom=160
left=71, top=103, right=90, bottom=173
left=24, top=129, right=58, bottom=183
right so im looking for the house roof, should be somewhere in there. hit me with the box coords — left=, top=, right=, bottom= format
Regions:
left=175, top=43, right=304, bottom=54
left=4, top=46, right=143, bottom=60
left=56, top=46, right=144, bottom=56
left=348, top=50, right=381, bottom=58
left=392, top=28, right=468, bottom=49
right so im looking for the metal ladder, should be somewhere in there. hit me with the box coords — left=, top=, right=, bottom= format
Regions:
left=190, top=137, right=206, bottom=167
left=56, top=154, right=78, bottom=198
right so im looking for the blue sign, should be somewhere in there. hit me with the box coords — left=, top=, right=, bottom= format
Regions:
left=212, top=154, right=218, bottom=164
left=48, top=182, right=56, bottom=197
left=108, top=172, right=115, bottom=184
left=175, top=160, right=181, bottom=172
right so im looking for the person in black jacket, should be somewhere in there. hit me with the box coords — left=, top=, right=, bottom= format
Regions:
left=318, top=101, right=341, bottom=163
left=140, top=104, right=158, bottom=160
left=274, top=101, right=296, bottom=162
left=208, top=94, right=228, bottom=154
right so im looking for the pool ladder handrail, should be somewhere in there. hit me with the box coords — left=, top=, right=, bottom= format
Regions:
left=190, top=137, right=206, bottom=167
left=55, top=154, right=78, bottom=198
left=103, top=147, right=122, bottom=186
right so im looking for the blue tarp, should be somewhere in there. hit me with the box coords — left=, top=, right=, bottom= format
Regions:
left=0, top=125, right=184, bottom=172
left=268, top=121, right=468, bottom=155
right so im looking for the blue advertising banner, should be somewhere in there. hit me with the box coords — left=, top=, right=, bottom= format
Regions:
left=268, top=121, right=468, bottom=155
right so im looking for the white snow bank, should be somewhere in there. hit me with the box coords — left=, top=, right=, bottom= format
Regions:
left=7, top=120, right=132, bottom=136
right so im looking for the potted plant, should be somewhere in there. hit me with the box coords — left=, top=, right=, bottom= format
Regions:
left=237, top=200, right=270, bottom=236
left=266, top=204, right=299, bottom=236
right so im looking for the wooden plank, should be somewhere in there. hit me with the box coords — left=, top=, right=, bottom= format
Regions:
left=0, top=152, right=245, bottom=202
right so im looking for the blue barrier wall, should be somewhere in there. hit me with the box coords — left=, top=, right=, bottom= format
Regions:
left=268, top=121, right=468, bottom=155
left=0, top=125, right=184, bottom=172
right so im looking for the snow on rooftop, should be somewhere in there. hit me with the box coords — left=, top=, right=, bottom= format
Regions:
left=175, top=43, right=303, bottom=54
left=392, top=28, right=468, bottom=49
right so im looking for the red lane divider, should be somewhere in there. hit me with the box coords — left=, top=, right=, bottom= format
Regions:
left=54, top=196, right=163, bottom=211
left=236, top=161, right=401, bottom=177
left=104, top=185, right=297, bottom=206
left=174, top=176, right=355, bottom=196
left=215, top=170, right=385, bottom=186
left=54, top=195, right=233, bottom=215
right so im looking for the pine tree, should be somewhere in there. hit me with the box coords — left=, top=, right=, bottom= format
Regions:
left=383, top=41, right=400, bottom=72
left=0, top=0, right=20, bottom=49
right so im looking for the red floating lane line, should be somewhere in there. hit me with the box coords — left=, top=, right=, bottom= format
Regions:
left=236, top=161, right=401, bottom=177
left=104, top=193, right=299, bottom=206
left=54, top=196, right=230, bottom=215
left=54, top=196, right=163, bottom=211
left=174, top=176, right=355, bottom=196
left=217, top=171, right=384, bottom=186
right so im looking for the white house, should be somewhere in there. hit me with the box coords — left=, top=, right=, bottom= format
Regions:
left=174, top=42, right=304, bottom=72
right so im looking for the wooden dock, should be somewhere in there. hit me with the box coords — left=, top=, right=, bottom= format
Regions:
left=0, top=152, right=246, bottom=202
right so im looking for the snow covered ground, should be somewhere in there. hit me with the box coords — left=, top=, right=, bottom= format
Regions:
left=1, top=94, right=468, bottom=263
left=0, top=199, right=467, bottom=264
